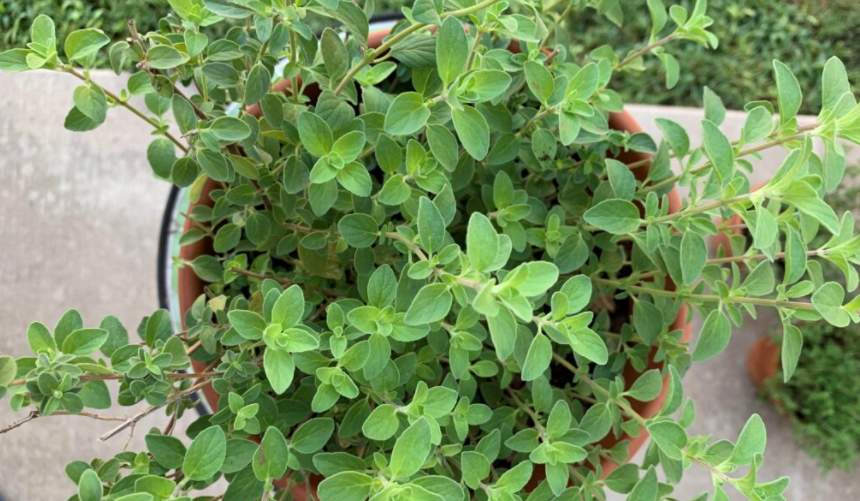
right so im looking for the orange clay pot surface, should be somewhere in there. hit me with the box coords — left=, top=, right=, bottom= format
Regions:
left=177, top=27, right=692, bottom=498
left=748, top=337, right=780, bottom=390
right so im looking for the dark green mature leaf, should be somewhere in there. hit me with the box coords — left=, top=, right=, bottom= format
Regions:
left=27, top=322, right=56, bottom=354
left=65, top=106, right=102, bottom=131
left=291, top=418, right=334, bottom=453
left=61, top=328, right=108, bottom=356
left=773, top=60, right=802, bottom=123
left=64, top=28, right=109, bottom=61
left=626, top=369, right=662, bottom=401
left=680, top=231, right=706, bottom=286
left=632, top=301, right=663, bottom=345
left=524, top=61, right=553, bottom=104
left=812, top=282, right=850, bottom=327
left=338, top=214, right=379, bottom=248
left=451, top=106, right=490, bottom=160
left=655, top=118, right=689, bottom=158
left=467, top=212, right=499, bottom=272
left=253, top=427, right=289, bottom=481
left=437, top=17, right=468, bottom=86
left=521, top=333, right=552, bottom=381
left=73, top=85, right=107, bottom=123
left=147, top=138, right=176, bottom=179
left=209, top=117, right=252, bottom=142
left=385, top=93, right=431, bottom=136
left=328, top=1, right=369, bottom=44
left=77, top=469, right=102, bottom=501
left=604, top=463, right=640, bottom=494
left=390, top=34, right=437, bottom=68
left=146, top=434, right=187, bottom=470
left=0, top=356, right=17, bottom=388
left=318, top=472, right=374, bottom=501
left=390, top=417, right=431, bottom=479
left=692, top=309, right=731, bottom=361
left=426, top=125, right=459, bottom=171
left=321, top=28, right=349, bottom=86
left=418, top=197, right=446, bottom=254
left=701, top=120, right=734, bottom=182
left=183, top=425, right=227, bottom=480
left=727, top=414, right=766, bottom=466
left=583, top=199, right=640, bottom=235
left=703, top=86, right=726, bottom=126
left=781, top=324, right=803, bottom=382
left=147, top=45, right=189, bottom=69
left=606, top=159, right=635, bottom=200
left=222, top=467, right=264, bottom=501
left=822, top=56, right=850, bottom=111
left=264, top=349, right=294, bottom=394
left=245, top=63, right=272, bottom=106
left=0, top=49, right=30, bottom=72
left=405, top=284, right=452, bottom=325
left=628, top=467, right=658, bottom=501
left=569, top=328, right=608, bottom=364
left=647, top=421, right=687, bottom=460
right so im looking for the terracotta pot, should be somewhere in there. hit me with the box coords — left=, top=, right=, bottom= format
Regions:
left=748, top=337, right=780, bottom=390
left=176, top=26, right=692, bottom=497
left=593, top=112, right=691, bottom=476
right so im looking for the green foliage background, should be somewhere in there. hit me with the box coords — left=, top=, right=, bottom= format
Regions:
left=767, top=321, right=860, bottom=472
left=0, top=0, right=165, bottom=52
left=6, top=0, right=857, bottom=114
left=566, top=0, right=860, bottom=114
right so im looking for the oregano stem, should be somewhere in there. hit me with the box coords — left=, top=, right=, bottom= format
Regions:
left=466, top=27, right=483, bottom=69
left=0, top=410, right=127, bottom=435
left=99, top=378, right=211, bottom=441
left=333, top=0, right=506, bottom=96
left=648, top=193, right=753, bottom=225
left=616, top=33, right=678, bottom=69
left=230, top=267, right=292, bottom=286
left=65, top=67, right=189, bottom=153
left=592, top=277, right=817, bottom=311
left=539, top=1, right=575, bottom=51
left=506, top=389, right=547, bottom=438
left=634, top=249, right=826, bottom=280
left=516, top=105, right=557, bottom=138
left=707, top=249, right=825, bottom=265
left=640, top=128, right=815, bottom=194
left=128, top=20, right=209, bottom=121
left=7, top=371, right=219, bottom=387
left=551, top=352, right=648, bottom=427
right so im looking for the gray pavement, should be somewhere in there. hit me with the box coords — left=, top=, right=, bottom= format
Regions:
left=0, top=70, right=856, bottom=500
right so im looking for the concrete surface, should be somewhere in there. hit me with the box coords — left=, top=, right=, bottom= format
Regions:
left=0, top=70, right=177, bottom=500
left=0, top=71, right=857, bottom=500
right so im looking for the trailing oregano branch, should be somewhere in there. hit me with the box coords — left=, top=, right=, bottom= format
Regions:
left=1, top=1, right=860, bottom=501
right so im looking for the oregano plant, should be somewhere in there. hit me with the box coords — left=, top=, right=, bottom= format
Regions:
left=1, top=1, right=860, bottom=501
